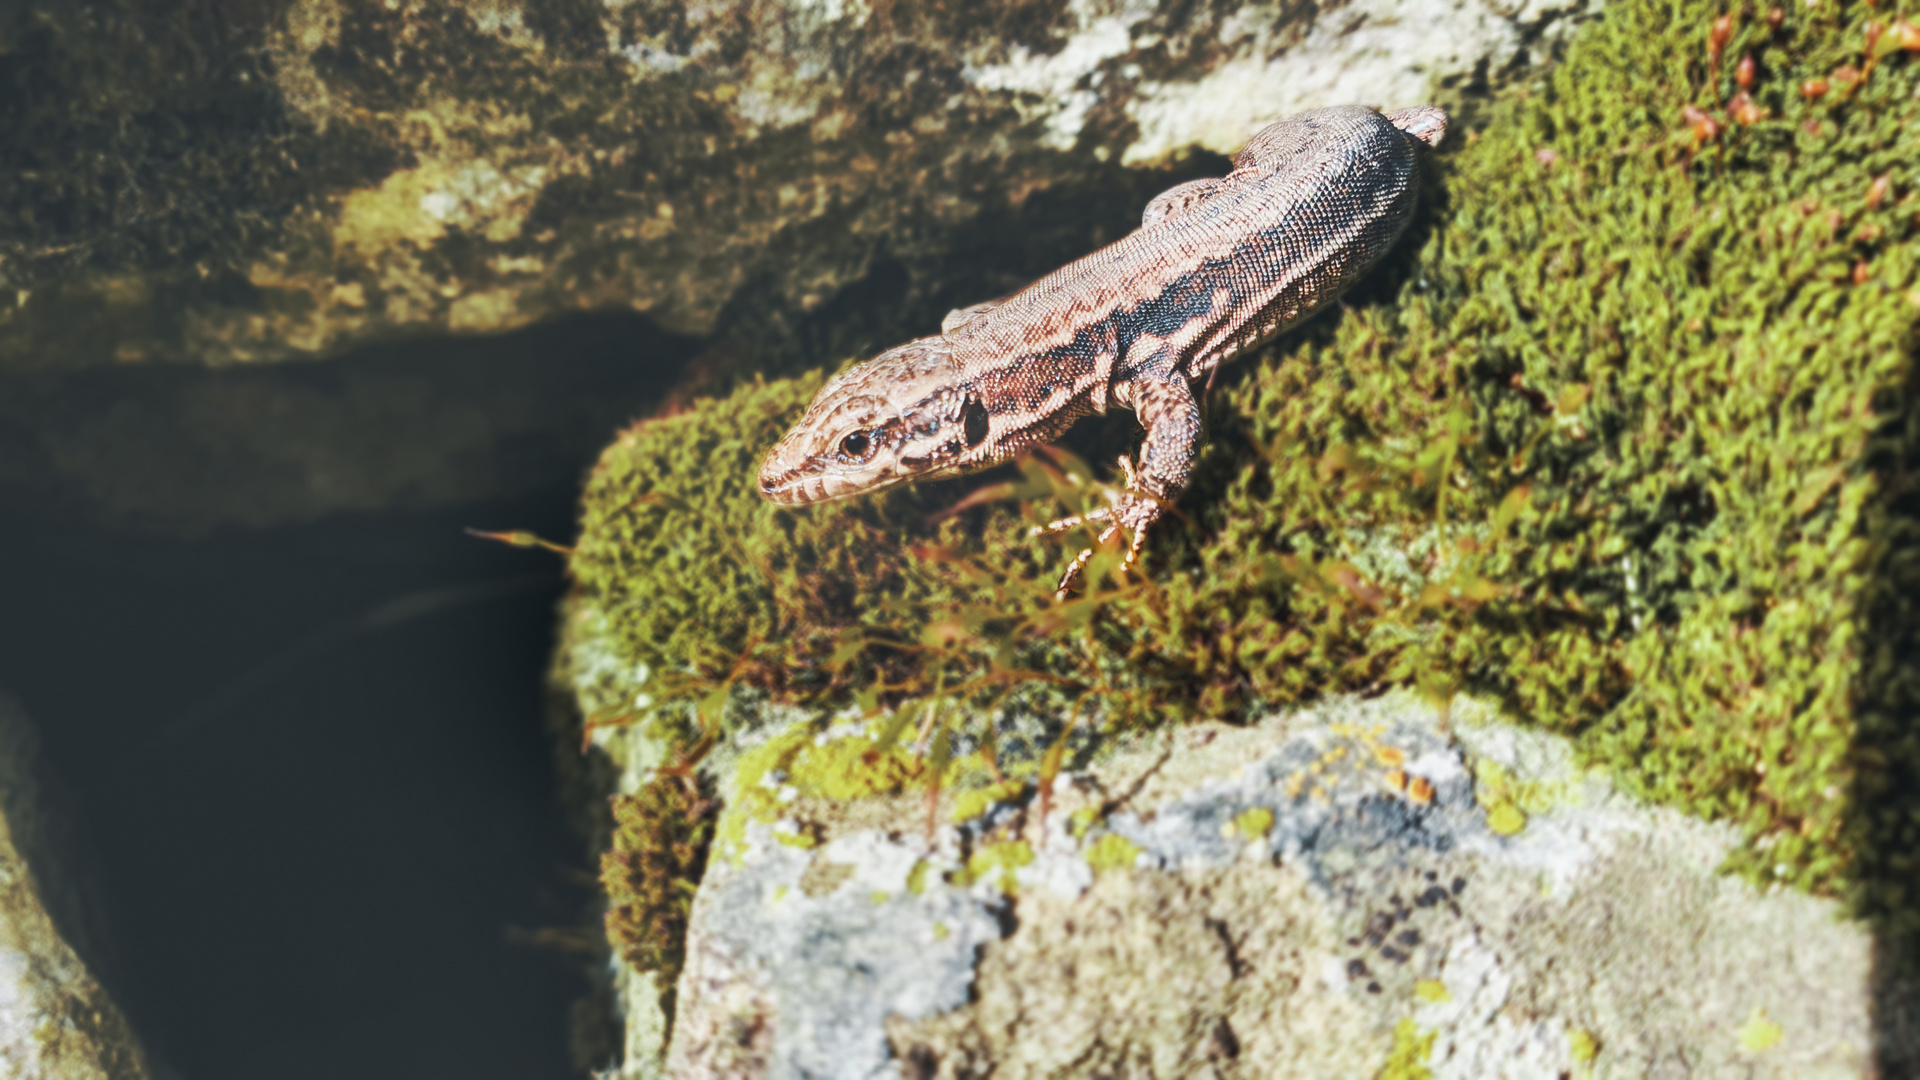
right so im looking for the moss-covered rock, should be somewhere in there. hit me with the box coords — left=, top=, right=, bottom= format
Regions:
left=568, top=0, right=1919, bottom=899
left=2, top=0, right=1586, bottom=372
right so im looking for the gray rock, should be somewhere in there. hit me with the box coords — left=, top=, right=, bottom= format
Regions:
left=3, top=0, right=1595, bottom=373
left=662, top=695, right=1876, bottom=1078
left=0, top=696, right=153, bottom=1080
left=669, top=828, right=1003, bottom=1079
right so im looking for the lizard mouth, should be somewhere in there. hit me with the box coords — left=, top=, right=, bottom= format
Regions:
left=758, top=458, right=882, bottom=505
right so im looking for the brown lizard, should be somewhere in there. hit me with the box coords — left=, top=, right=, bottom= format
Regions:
left=759, top=105, right=1448, bottom=594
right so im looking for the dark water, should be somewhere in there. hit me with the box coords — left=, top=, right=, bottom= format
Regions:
left=0, top=315, right=700, bottom=1079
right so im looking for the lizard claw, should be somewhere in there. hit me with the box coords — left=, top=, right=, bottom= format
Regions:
left=1031, top=505, right=1114, bottom=537
left=1051, top=523, right=1124, bottom=599
left=1053, top=546, right=1097, bottom=600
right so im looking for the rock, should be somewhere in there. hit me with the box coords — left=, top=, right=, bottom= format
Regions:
left=0, top=696, right=153, bottom=1080
left=2, top=0, right=1592, bottom=373
left=661, top=696, right=1882, bottom=1079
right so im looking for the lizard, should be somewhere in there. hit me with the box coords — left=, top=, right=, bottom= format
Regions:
left=758, top=104, right=1448, bottom=595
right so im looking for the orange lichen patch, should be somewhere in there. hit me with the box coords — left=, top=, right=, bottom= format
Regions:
left=1407, top=777, right=1436, bottom=807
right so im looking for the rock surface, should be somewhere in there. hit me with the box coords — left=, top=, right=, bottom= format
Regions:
left=3, top=0, right=1592, bottom=372
left=0, top=697, right=152, bottom=1080
left=667, top=696, right=1881, bottom=1079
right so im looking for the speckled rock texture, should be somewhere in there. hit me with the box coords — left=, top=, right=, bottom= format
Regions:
left=665, top=696, right=1881, bottom=1079
left=2, top=0, right=1591, bottom=373
left=0, top=697, right=152, bottom=1080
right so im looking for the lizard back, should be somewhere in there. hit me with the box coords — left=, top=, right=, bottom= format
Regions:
left=948, top=106, right=1438, bottom=403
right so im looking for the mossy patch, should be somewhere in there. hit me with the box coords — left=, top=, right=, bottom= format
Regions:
left=599, top=771, right=717, bottom=1028
left=571, top=0, right=1920, bottom=950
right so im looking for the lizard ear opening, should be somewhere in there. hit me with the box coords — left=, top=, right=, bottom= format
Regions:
left=962, top=399, right=990, bottom=447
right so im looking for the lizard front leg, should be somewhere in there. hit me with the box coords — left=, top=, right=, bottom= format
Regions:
left=1052, top=375, right=1202, bottom=597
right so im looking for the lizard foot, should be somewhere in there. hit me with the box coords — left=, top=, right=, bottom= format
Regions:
left=1051, top=522, right=1148, bottom=600
left=1029, top=455, right=1139, bottom=537
left=1053, top=524, right=1123, bottom=599
left=1044, top=455, right=1154, bottom=599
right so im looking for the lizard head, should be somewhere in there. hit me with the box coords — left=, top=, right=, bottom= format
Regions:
left=759, top=336, right=994, bottom=505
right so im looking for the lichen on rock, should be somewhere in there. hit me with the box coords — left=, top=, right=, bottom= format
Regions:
left=658, top=696, right=1881, bottom=1078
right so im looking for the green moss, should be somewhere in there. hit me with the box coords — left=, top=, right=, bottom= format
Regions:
left=1082, top=831, right=1145, bottom=872
left=951, top=840, right=1035, bottom=895
left=599, top=771, right=717, bottom=1027
left=951, top=779, right=1027, bottom=823
left=1378, top=1018, right=1436, bottom=1080
left=572, top=0, right=1920, bottom=939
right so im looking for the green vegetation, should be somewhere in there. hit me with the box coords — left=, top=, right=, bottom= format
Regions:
left=598, top=771, right=716, bottom=1026
left=572, top=0, right=1920, bottom=949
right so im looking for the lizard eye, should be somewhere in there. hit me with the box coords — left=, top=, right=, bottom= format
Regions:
left=963, top=400, right=990, bottom=447
left=840, top=431, right=872, bottom=458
